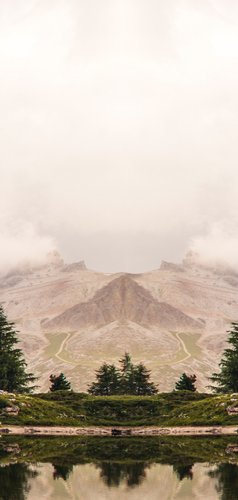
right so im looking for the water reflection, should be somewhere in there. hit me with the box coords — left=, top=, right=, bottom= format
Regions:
left=0, top=463, right=37, bottom=500
left=173, top=463, right=194, bottom=481
left=96, top=462, right=149, bottom=488
left=1, top=436, right=238, bottom=499
left=209, top=463, right=238, bottom=500
left=52, top=464, right=73, bottom=482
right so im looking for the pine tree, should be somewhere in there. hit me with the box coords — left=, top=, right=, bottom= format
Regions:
left=175, top=373, right=197, bottom=392
left=132, top=363, right=158, bottom=395
left=119, top=352, right=132, bottom=374
left=88, top=363, right=121, bottom=395
left=0, top=305, right=36, bottom=393
left=49, top=373, right=71, bottom=392
left=209, top=322, right=238, bottom=393
left=88, top=354, right=158, bottom=395
left=119, top=353, right=135, bottom=394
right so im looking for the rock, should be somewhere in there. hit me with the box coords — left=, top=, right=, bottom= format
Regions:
left=63, top=261, right=87, bottom=272
left=3, top=444, right=20, bottom=454
left=226, top=444, right=238, bottom=454
left=2, top=405, right=20, bottom=416
left=0, top=391, right=15, bottom=396
left=227, top=406, right=238, bottom=415
left=160, top=261, right=184, bottom=272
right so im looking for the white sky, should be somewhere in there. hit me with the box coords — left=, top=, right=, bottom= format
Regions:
left=1, top=0, right=238, bottom=272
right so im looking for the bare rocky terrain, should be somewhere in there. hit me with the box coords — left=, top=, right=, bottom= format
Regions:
left=1, top=250, right=238, bottom=392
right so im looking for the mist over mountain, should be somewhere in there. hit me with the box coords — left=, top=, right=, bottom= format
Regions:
left=1, top=1, right=238, bottom=273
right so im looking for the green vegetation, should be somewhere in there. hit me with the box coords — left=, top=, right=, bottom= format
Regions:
left=0, top=305, right=36, bottom=393
left=0, top=393, right=79, bottom=426
left=49, top=373, right=71, bottom=392
left=210, top=322, right=238, bottom=393
left=88, top=353, right=158, bottom=396
left=0, top=390, right=238, bottom=427
left=175, top=373, right=197, bottom=392
left=1, top=434, right=238, bottom=466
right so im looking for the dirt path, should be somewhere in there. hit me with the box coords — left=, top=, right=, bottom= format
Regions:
left=2, top=425, right=238, bottom=436
left=55, top=332, right=76, bottom=365
left=172, top=331, right=191, bottom=365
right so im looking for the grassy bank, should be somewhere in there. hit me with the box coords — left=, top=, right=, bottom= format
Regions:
left=1, top=391, right=238, bottom=427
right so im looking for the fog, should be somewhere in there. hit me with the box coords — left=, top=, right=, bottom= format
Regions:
left=0, top=0, right=238, bottom=272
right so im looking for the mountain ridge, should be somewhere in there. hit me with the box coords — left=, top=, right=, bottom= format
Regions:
left=0, top=253, right=238, bottom=392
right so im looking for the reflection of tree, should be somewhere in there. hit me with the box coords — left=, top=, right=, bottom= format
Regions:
left=209, top=463, right=238, bottom=500
left=173, top=463, right=194, bottom=481
left=52, top=464, right=73, bottom=481
left=0, top=463, right=37, bottom=500
left=97, top=462, right=148, bottom=488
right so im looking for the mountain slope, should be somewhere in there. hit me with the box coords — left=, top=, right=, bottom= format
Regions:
left=0, top=252, right=238, bottom=392
left=44, top=275, right=202, bottom=331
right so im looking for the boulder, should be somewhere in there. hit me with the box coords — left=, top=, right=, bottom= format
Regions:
left=227, top=406, right=238, bottom=415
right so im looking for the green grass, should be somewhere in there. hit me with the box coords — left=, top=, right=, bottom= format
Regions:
left=43, top=332, right=67, bottom=359
left=1, top=391, right=238, bottom=427
left=0, top=394, right=80, bottom=426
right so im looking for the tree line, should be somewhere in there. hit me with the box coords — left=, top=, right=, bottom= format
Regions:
left=0, top=304, right=238, bottom=395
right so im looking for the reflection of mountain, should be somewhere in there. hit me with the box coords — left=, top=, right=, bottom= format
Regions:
left=1, top=252, right=238, bottom=391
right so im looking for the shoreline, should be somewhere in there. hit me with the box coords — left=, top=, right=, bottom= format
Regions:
left=1, top=425, right=238, bottom=436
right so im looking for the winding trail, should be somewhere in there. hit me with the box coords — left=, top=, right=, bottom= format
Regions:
left=55, top=332, right=77, bottom=365
left=172, top=331, right=191, bottom=365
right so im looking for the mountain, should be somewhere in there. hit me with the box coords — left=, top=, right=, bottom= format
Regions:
left=0, top=251, right=238, bottom=392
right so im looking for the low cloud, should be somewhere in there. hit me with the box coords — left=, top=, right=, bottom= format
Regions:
left=189, top=223, right=238, bottom=271
left=0, top=1, right=238, bottom=272
left=0, top=223, right=55, bottom=275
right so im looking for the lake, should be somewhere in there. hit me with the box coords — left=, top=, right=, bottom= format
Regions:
left=1, top=435, right=238, bottom=499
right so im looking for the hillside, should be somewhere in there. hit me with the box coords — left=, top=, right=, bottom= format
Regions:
left=1, top=391, right=238, bottom=428
left=0, top=251, right=238, bottom=391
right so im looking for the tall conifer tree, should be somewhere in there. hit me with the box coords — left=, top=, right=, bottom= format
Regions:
left=0, top=305, right=36, bottom=393
left=209, top=322, right=238, bottom=393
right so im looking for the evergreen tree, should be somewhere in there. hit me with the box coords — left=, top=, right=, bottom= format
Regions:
left=119, top=353, right=135, bottom=394
left=132, top=363, right=158, bottom=395
left=175, top=373, right=197, bottom=392
left=88, top=354, right=158, bottom=395
left=119, top=352, right=132, bottom=374
left=88, top=363, right=121, bottom=395
left=49, top=373, right=71, bottom=392
left=209, top=322, right=238, bottom=393
left=0, top=305, right=36, bottom=393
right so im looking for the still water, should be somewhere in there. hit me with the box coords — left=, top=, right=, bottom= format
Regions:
left=0, top=436, right=238, bottom=500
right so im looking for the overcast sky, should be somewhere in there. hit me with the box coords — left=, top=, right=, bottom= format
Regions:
left=1, top=0, right=238, bottom=272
